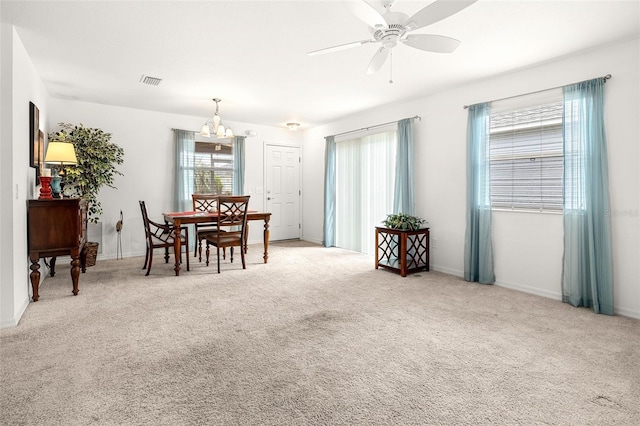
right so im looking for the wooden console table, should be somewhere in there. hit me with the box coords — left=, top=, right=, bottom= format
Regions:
left=27, top=199, right=87, bottom=301
left=375, top=226, right=430, bottom=277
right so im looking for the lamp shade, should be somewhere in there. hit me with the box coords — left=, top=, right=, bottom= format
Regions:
left=44, top=142, right=77, bottom=165
left=200, top=123, right=211, bottom=137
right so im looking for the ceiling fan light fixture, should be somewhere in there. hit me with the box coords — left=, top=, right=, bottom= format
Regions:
left=309, top=0, right=477, bottom=77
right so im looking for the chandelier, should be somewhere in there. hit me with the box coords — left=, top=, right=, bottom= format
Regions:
left=200, top=98, right=234, bottom=138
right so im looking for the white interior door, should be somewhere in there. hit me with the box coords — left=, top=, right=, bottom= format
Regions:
left=265, top=144, right=300, bottom=241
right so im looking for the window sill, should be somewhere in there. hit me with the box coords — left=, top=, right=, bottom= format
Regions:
left=491, top=207, right=563, bottom=215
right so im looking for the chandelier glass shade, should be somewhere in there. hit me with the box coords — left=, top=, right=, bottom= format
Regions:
left=201, top=98, right=234, bottom=138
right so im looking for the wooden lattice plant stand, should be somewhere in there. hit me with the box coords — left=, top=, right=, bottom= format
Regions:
left=375, top=226, right=430, bottom=277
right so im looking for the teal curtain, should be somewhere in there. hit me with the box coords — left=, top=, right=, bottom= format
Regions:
left=323, top=136, right=336, bottom=247
left=174, top=129, right=195, bottom=252
left=562, top=77, right=613, bottom=315
left=393, top=118, right=415, bottom=215
left=233, top=136, right=245, bottom=195
left=174, top=129, right=195, bottom=212
left=464, top=103, right=495, bottom=284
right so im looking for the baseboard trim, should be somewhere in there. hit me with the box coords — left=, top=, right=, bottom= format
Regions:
left=494, top=280, right=563, bottom=301
left=430, top=264, right=463, bottom=277
left=0, top=296, right=30, bottom=329
left=301, top=236, right=323, bottom=245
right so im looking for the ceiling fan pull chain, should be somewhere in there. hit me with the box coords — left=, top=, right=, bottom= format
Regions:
left=389, top=51, right=394, bottom=84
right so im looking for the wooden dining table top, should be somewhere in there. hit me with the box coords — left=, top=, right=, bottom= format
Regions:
left=162, top=210, right=272, bottom=275
left=163, top=210, right=270, bottom=223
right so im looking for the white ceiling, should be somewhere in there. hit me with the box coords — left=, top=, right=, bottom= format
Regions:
left=2, top=0, right=639, bottom=129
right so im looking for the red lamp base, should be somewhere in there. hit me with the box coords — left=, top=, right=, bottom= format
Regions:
left=38, top=176, right=53, bottom=199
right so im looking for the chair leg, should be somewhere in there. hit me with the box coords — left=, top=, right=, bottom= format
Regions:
left=205, top=241, right=210, bottom=267
left=217, top=246, right=221, bottom=273
left=146, top=249, right=153, bottom=276
left=198, top=239, right=203, bottom=262
left=240, top=245, right=246, bottom=269
left=230, top=246, right=234, bottom=263
left=185, top=234, right=190, bottom=272
left=164, top=247, right=170, bottom=263
left=142, top=246, right=149, bottom=270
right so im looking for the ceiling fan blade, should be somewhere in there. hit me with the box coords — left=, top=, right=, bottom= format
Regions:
left=367, top=46, right=390, bottom=75
left=402, top=34, right=461, bottom=53
left=347, top=0, right=387, bottom=29
left=307, top=39, right=373, bottom=56
left=404, top=0, right=477, bottom=31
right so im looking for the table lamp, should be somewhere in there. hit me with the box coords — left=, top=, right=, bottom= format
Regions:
left=44, top=142, right=77, bottom=198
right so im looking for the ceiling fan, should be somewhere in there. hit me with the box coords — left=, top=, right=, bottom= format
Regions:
left=308, top=0, right=477, bottom=76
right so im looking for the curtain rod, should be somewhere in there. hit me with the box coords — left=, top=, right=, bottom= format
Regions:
left=329, top=115, right=421, bottom=138
left=462, top=74, right=612, bottom=109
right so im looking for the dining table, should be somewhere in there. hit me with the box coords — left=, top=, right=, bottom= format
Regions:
left=162, top=210, right=272, bottom=276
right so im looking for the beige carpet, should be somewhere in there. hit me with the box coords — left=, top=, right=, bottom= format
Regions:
left=1, top=240, right=639, bottom=425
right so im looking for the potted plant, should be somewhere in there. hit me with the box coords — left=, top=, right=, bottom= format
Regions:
left=48, top=123, right=124, bottom=265
left=382, top=212, right=426, bottom=230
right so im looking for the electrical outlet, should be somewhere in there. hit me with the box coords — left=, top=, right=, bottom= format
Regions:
left=432, top=237, right=438, bottom=250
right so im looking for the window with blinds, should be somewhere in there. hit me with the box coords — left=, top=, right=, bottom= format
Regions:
left=194, top=142, right=233, bottom=195
left=489, top=89, right=563, bottom=212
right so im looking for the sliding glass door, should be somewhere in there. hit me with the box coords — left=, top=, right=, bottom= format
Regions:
left=335, top=130, right=397, bottom=255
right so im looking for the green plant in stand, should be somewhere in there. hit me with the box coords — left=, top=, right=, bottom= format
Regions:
left=48, top=123, right=124, bottom=224
left=383, top=212, right=426, bottom=230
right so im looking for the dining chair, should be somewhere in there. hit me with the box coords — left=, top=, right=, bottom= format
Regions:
left=205, top=195, right=250, bottom=273
left=139, top=201, right=190, bottom=276
left=191, top=194, right=225, bottom=262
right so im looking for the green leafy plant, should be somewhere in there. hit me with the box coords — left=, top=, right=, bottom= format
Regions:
left=383, top=212, right=426, bottom=231
left=48, top=123, right=124, bottom=223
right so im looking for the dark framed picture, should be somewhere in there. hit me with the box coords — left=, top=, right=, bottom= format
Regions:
left=29, top=102, right=39, bottom=169
left=37, top=130, right=45, bottom=184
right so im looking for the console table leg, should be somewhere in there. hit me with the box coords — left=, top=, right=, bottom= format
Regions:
left=29, top=258, right=41, bottom=302
left=70, top=257, right=80, bottom=296
left=50, top=256, right=57, bottom=277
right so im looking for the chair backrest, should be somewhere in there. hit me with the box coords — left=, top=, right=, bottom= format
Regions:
left=192, top=194, right=219, bottom=212
left=140, top=201, right=153, bottom=245
left=139, top=200, right=152, bottom=239
left=216, top=195, right=250, bottom=233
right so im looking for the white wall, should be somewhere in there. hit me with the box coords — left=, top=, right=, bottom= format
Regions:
left=48, top=99, right=301, bottom=260
left=302, top=38, right=640, bottom=319
left=0, top=25, right=49, bottom=327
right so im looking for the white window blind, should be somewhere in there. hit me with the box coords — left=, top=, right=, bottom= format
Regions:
left=489, top=89, right=563, bottom=212
left=194, top=142, right=233, bottom=195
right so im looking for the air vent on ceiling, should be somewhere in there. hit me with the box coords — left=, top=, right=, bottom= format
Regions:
left=140, top=75, right=162, bottom=86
